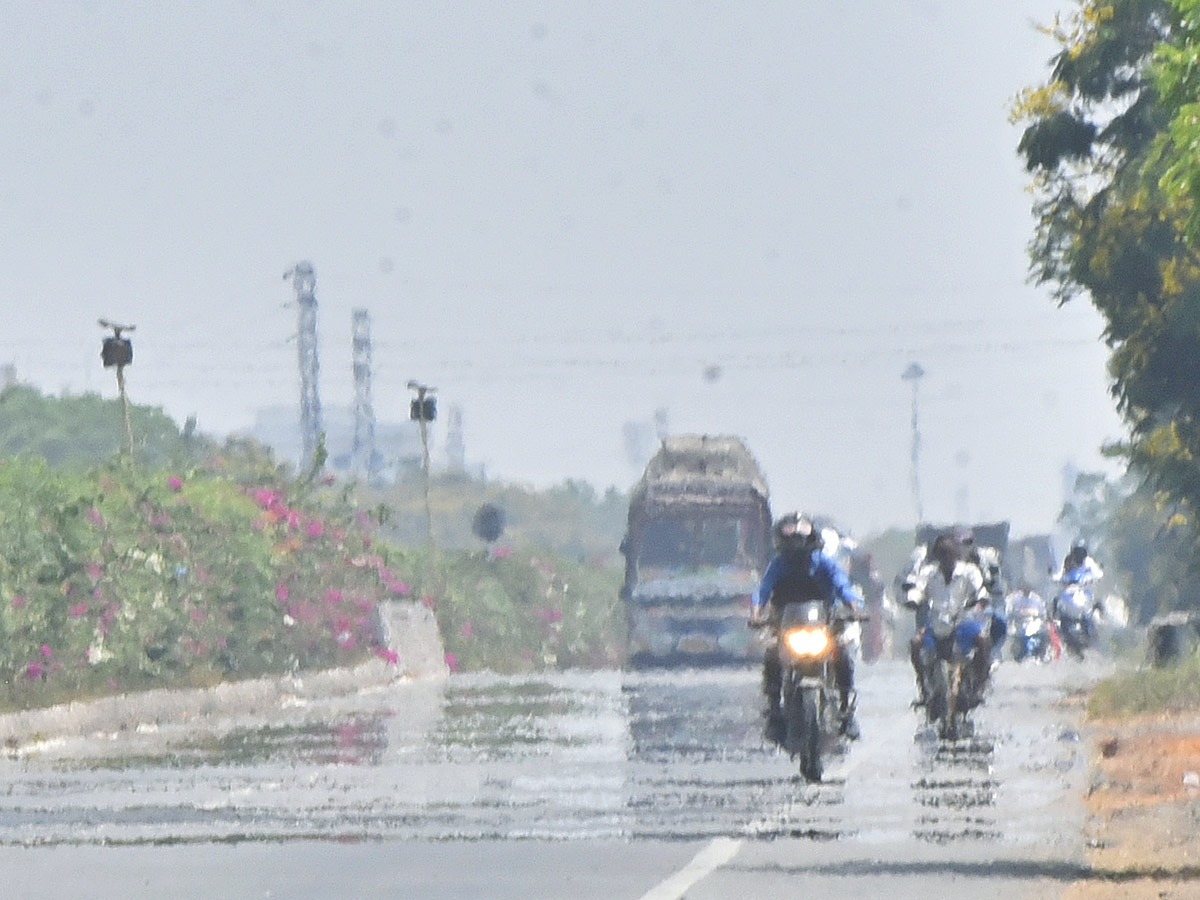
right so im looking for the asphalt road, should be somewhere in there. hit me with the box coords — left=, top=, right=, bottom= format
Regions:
left=0, top=654, right=1110, bottom=899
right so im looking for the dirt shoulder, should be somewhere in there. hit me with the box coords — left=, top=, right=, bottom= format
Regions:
left=1062, top=711, right=1200, bottom=899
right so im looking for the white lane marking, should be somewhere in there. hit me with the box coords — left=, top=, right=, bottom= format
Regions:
left=635, top=837, right=743, bottom=900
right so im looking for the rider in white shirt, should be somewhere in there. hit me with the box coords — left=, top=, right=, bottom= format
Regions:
left=904, top=533, right=990, bottom=706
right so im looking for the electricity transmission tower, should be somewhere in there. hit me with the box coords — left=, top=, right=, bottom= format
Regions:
left=284, top=261, right=323, bottom=471
left=351, top=308, right=378, bottom=482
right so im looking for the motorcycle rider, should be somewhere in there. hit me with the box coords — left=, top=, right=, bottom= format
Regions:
left=904, top=532, right=993, bottom=708
left=1005, top=583, right=1061, bottom=660
left=750, top=511, right=864, bottom=742
left=1052, top=540, right=1104, bottom=586
left=1051, top=540, right=1104, bottom=639
left=957, top=528, right=1009, bottom=656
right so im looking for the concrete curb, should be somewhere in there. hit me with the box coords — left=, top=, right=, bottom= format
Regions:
left=0, top=600, right=448, bottom=746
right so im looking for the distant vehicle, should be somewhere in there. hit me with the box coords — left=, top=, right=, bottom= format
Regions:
left=620, top=434, right=772, bottom=667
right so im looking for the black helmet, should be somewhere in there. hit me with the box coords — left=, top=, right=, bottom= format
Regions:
left=930, top=532, right=960, bottom=564
left=773, top=511, right=823, bottom=554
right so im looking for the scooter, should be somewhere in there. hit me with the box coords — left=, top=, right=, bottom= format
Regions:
left=1054, top=569, right=1098, bottom=660
left=1009, top=594, right=1056, bottom=663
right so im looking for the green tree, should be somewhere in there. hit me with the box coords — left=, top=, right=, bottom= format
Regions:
left=1150, top=0, right=1200, bottom=242
left=1011, top=1, right=1200, bottom=613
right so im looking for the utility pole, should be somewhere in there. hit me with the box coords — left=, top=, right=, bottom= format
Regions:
left=901, top=362, right=925, bottom=524
left=283, top=261, right=323, bottom=472
left=350, top=308, right=378, bottom=482
left=98, top=319, right=135, bottom=455
left=408, top=380, right=437, bottom=544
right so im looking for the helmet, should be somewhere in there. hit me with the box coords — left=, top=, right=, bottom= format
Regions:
left=773, top=511, right=823, bottom=554
left=930, top=532, right=960, bottom=563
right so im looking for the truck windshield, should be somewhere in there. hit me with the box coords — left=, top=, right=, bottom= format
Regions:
left=638, top=515, right=752, bottom=572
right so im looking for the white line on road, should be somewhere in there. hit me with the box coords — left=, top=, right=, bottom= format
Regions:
left=635, top=837, right=743, bottom=900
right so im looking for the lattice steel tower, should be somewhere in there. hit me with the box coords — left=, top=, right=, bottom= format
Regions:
left=285, top=261, right=323, bottom=470
left=351, top=308, right=378, bottom=481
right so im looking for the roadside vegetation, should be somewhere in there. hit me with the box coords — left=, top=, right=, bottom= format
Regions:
left=1011, top=0, right=1200, bottom=715
left=1088, top=652, right=1200, bottom=718
left=0, top=384, right=627, bottom=712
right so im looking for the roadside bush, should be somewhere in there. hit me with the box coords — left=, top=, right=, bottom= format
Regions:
left=0, top=454, right=630, bottom=711
left=404, top=547, right=625, bottom=673
left=0, top=458, right=401, bottom=709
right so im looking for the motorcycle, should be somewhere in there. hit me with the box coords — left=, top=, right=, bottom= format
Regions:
left=1054, top=568, right=1098, bottom=660
left=1008, top=593, right=1056, bottom=664
left=916, top=604, right=990, bottom=741
left=773, top=600, right=860, bottom=782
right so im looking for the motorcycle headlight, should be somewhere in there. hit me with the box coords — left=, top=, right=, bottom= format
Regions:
left=784, top=626, right=830, bottom=658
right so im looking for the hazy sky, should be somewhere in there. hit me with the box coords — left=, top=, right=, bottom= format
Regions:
left=0, top=1, right=1125, bottom=538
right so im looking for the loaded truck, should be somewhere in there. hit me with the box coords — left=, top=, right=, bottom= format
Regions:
left=620, top=434, right=772, bottom=667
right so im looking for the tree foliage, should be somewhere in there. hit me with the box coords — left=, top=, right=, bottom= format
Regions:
left=1150, top=0, right=1200, bottom=240
left=0, top=383, right=214, bottom=468
left=1011, top=0, right=1200, bottom=609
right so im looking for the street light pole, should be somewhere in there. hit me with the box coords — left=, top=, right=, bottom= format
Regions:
left=901, top=362, right=925, bottom=524
left=99, top=319, right=136, bottom=455
left=407, top=380, right=437, bottom=544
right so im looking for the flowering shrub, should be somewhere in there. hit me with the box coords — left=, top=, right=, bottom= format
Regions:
left=0, top=458, right=402, bottom=709
left=419, top=547, right=625, bottom=673
left=0, top=453, right=628, bottom=710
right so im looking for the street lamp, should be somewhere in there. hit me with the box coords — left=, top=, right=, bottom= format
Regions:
left=408, top=380, right=437, bottom=544
left=901, top=362, right=925, bottom=524
left=99, top=319, right=136, bottom=455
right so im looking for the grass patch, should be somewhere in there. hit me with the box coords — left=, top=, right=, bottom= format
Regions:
left=1088, top=651, right=1200, bottom=718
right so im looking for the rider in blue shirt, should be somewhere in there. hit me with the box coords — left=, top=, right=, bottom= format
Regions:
left=751, top=512, right=864, bottom=742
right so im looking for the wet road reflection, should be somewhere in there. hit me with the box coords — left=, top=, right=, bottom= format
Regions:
left=0, top=658, right=1093, bottom=848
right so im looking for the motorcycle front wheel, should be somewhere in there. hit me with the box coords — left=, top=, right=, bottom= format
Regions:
left=787, top=685, right=823, bottom=783
left=925, top=658, right=948, bottom=731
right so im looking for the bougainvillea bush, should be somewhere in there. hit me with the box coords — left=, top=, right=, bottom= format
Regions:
left=0, top=457, right=404, bottom=709
left=419, top=547, right=626, bottom=673
left=0, top=449, right=629, bottom=711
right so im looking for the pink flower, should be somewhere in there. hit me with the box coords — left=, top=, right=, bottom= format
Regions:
left=10, top=595, right=26, bottom=609
left=68, top=603, right=89, bottom=618
left=24, top=662, right=44, bottom=680
left=167, top=475, right=183, bottom=492
left=444, top=652, right=459, bottom=672
left=491, top=546, right=514, bottom=559
left=306, top=519, right=324, bottom=538
left=252, top=488, right=280, bottom=509
left=86, top=562, right=104, bottom=582
left=373, top=647, right=399, bottom=665
left=87, top=507, right=105, bottom=526
left=384, top=578, right=410, bottom=596
left=275, top=582, right=289, bottom=602
left=460, top=622, right=474, bottom=638
left=39, top=644, right=52, bottom=659
left=324, top=588, right=344, bottom=605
